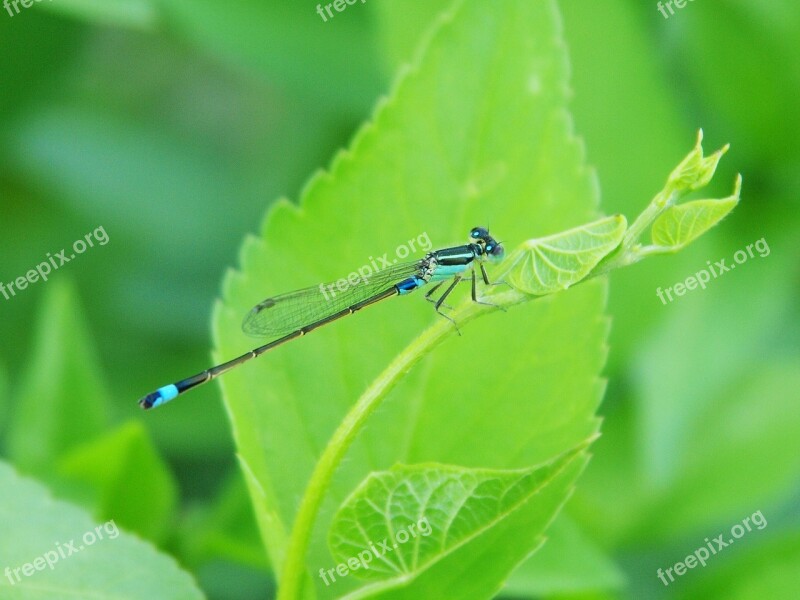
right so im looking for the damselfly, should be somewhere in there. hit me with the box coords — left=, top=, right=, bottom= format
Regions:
left=138, top=227, right=504, bottom=409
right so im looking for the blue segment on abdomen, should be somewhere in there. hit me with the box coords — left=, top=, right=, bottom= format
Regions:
left=396, top=276, right=425, bottom=294
left=430, top=264, right=467, bottom=281
left=154, top=384, right=179, bottom=407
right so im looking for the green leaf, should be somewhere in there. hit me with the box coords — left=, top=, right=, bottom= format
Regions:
left=327, top=447, right=586, bottom=586
left=663, top=130, right=729, bottom=194
left=374, top=3, right=448, bottom=72
left=501, top=215, right=626, bottom=295
left=56, top=422, right=178, bottom=542
left=213, top=0, right=610, bottom=597
left=650, top=176, right=741, bottom=252
left=5, top=279, right=109, bottom=475
left=0, top=461, right=203, bottom=599
left=333, top=450, right=589, bottom=600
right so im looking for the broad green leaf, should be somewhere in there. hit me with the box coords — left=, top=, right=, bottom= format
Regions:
left=328, top=447, right=586, bottom=585
left=213, top=0, right=609, bottom=597
left=56, top=422, right=177, bottom=542
left=502, top=215, right=626, bottom=295
left=0, top=461, right=203, bottom=599
left=374, top=3, right=448, bottom=73
left=5, top=279, right=109, bottom=475
left=504, top=515, right=625, bottom=596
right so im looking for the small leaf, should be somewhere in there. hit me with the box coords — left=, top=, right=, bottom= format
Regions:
left=0, top=461, right=203, bottom=599
left=651, top=175, right=741, bottom=251
left=57, top=422, right=178, bottom=542
left=665, top=129, right=729, bottom=193
left=501, top=215, right=626, bottom=295
left=328, top=446, right=587, bottom=586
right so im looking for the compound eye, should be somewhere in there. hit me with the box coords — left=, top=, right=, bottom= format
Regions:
left=470, top=226, right=489, bottom=239
left=491, top=244, right=505, bottom=258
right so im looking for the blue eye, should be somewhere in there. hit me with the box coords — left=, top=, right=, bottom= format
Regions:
left=487, top=244, right=494, bottom=251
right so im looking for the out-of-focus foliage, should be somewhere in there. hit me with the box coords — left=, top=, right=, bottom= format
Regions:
left=0, top=461, right=203, bottom=599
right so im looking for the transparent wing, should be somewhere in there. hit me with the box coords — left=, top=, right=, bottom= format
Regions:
left=241, top=260, right=425, bottom=338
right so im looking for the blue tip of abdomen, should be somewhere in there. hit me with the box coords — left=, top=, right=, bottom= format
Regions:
left=139, top=384, right=179, bottom=410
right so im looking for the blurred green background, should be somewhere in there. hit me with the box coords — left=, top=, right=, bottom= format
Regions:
left=0, top=0, right=797, bottom=599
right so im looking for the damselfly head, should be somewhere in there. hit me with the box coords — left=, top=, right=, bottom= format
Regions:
left=469, top=226, right=504, bottom=260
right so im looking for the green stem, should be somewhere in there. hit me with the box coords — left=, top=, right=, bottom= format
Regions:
left=276, top=292, right=522, bottom=599
left=621, top=188, right=675, bottom=250
left=590, top=188, right=681, bottom=278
